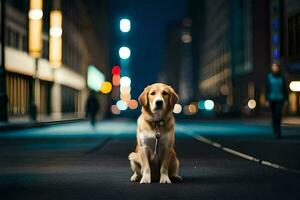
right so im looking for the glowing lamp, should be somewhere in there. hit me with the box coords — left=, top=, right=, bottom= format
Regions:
left=112, top=75, right=120, bottom=86
left=119, top=47, right=131, bottom=59
left=289, top=81, right=300, bottom=92
left=101, top=81, right=112, bottom=94
left=120, top=76, right=131, bottom=87
left=120, top=19, right=131, bottom=33
left=247, top=99, right=256, bottom=110
left=128, top=99, right=138, bottom=109
left=28, top=0, right=43, bottom=58
left=112, top=65, right=121, bottom=75
left=173, top=104, right=182, bottom=114
left=117, top=100, right=128, bottom=111
left=204, top=100, right=214, bottom=110
left=49, top=10, right=62, bottom=68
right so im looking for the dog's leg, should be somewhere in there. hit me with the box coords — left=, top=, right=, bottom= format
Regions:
left=139, top=146, right=151, bottom=184
left=129, top=152, right=142, bottom=182
left=169, top=151, right=182, bottom=182
left=159, top=149, right=172, bottom=184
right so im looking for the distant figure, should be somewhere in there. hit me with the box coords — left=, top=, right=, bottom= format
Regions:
left=265, top=63, right=288, bottom=139
left=85, top=91, right=100, bottom=127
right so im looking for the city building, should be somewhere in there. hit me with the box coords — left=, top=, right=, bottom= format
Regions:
left=189, top=0, right=276, bottom=116
left=159, top=19, right=197, bottom=105
left=1, top=0, right=110, bottom=121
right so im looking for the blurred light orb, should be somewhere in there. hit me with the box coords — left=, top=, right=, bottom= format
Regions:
left=120, top=93, right=131, bottom=102
left=87, top=65, right=105, bottom=91
left=112, top=75, right=120, bottom=86
left=247, top=99, right=256, bottom=110
left=204, top=100, right=214, bottom=110
left=181, top=33, right=192, bottom=44
left=117, top=100, right=128, bottom=111
left=119, top=47, right=131, bottom=59
left=111, top=105, right=120, bottom=115
left=188, top=104, right=198, bottom=114
left=183, top=105, right=191, bottom=115
left=120, top=19, right=131, bottom=32
left=112, top=65, right=121, bottom=75
left=220, top=84, right=229, bottom=95
left=50, top=27, right=62, bottom=37
left=128, top=99, right=138, bottom=109
left=100, top=81, right=112, bottom=94
left=120, top=86, right=131, bottom=94
left=28, top=9, right=43, bottom=20
left=198, top=101, right=205, bottom=110
left=173, top=103, right=182, bottom=114
left=120, top=76, right=131, bottom=87
left=289, top=81, right=300, bottom=92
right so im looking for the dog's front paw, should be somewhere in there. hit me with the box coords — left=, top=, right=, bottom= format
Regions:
left=160, top=174, right=171, bottom=184
left=170, top=175, right=183, bottom=183
left=140, top=175, right=151, bottom=184
left=130, top=173, right=141, bottom=182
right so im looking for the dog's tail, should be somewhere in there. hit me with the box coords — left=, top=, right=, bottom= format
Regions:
left=128, top=152, right=141, bottom=164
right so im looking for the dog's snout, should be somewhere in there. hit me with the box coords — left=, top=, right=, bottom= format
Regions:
left=155, top=100, right=163, bottom=107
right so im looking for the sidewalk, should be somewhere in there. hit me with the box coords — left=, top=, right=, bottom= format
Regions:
left=0, top=114, right=84, bottom=131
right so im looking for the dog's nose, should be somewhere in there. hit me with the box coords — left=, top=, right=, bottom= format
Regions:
left=155, top=100, right=163, bottom=108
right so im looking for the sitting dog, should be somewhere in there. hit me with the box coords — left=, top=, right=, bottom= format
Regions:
left=128, top=83, right=182, bottom=184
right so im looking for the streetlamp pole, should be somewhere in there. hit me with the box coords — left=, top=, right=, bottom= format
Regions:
left=0, top=0, right=8, bottom=122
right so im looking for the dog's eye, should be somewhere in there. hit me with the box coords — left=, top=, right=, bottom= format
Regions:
left=162, top=91, right=168, bottom=95
left=150, top=91, right=155, bottom=95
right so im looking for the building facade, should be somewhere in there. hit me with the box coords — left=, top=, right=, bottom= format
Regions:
left=189, top=0, right=278, bottom=116
left=1, top=0, right=110, bottom=120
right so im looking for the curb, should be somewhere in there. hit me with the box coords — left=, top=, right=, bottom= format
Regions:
left=0, top=118, right=84, bottom=132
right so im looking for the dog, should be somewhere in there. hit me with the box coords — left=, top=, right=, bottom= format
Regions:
left=128, top=83, right=182, bottom=184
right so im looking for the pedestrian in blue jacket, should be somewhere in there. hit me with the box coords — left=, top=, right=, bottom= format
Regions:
left=265, top=63, right=288, bottom=139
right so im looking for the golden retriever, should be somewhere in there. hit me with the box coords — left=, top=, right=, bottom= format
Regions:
left=128, top=83, right=182, bottom=184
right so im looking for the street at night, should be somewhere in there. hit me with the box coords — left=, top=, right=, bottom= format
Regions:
left=1, top=120, right=300, bottom=199
left=2, top=0, right=300, bottom=199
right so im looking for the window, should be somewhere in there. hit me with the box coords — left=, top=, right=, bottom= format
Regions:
left=288, top=13, right=300, bottom=59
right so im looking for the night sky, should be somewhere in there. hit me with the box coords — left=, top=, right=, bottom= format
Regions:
left=106, top=0, right=187, bottom=98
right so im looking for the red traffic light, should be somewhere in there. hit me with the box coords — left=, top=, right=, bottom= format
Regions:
left=112, top=65, right=121, bottom=75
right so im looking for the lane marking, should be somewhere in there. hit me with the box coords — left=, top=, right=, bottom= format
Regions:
left=192, top=135, right=300, bottom=175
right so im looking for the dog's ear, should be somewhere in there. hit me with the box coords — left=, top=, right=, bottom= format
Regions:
left=139, top=86, right=150, bottom=108
left=168, top=86, right=178, bottom=109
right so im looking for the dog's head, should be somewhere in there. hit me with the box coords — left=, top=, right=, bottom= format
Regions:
left=139, top=83, right=178, bottom=119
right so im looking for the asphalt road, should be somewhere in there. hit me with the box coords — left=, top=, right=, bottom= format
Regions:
left=0, top=120, right=300, bottom=200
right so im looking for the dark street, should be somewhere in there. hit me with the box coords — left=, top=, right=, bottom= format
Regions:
left=1, top=120, right=300, bottom=200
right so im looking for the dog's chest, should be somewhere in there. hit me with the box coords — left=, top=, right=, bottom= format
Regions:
left=139, top=130, right=171, bottom=149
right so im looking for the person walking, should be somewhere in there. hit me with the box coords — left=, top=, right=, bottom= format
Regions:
left=265, top=63, right=288, bottom=139
left=85, top=91, right=100, bottom=128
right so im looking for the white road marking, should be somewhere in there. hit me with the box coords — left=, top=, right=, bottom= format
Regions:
left=191, top=134, right=300, bottom=175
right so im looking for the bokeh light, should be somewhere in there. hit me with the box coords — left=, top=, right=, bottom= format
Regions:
left=173, top=103, right=182, bottom=114
left=116, top=100, right=128, bottom=111
left=120, top=76, right=131, bottom=87
left=100, top=81, right=112, bottom=94
left=247, top=99, right=256, bottom=110
left=128, top=99, right=138, bottom=109
left=119, top=47, right=131, bottom=59
left=111, top=105, right=120, bottom=115
left=188, top=104, right=198, bottom=114
left=120, top=18, right=131, bottom=33
left=112, top=75, right=120, bottom=86
left=112, top=65, right=121, bottom=75
left=204, top=100, right=214, bottom=110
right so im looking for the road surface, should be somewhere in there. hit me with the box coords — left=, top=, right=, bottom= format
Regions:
left=0, top=120, right=300, bottom=199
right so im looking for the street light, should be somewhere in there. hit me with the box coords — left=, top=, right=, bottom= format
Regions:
left=119, top=46, right=131, bottom=59
left=28, top=0, right=43, bottom=121
left=28, top=0, right=43, bottom=58
left=49, top=10, right=62, bottom=68
left=120, top=18, right=131, bottom=33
